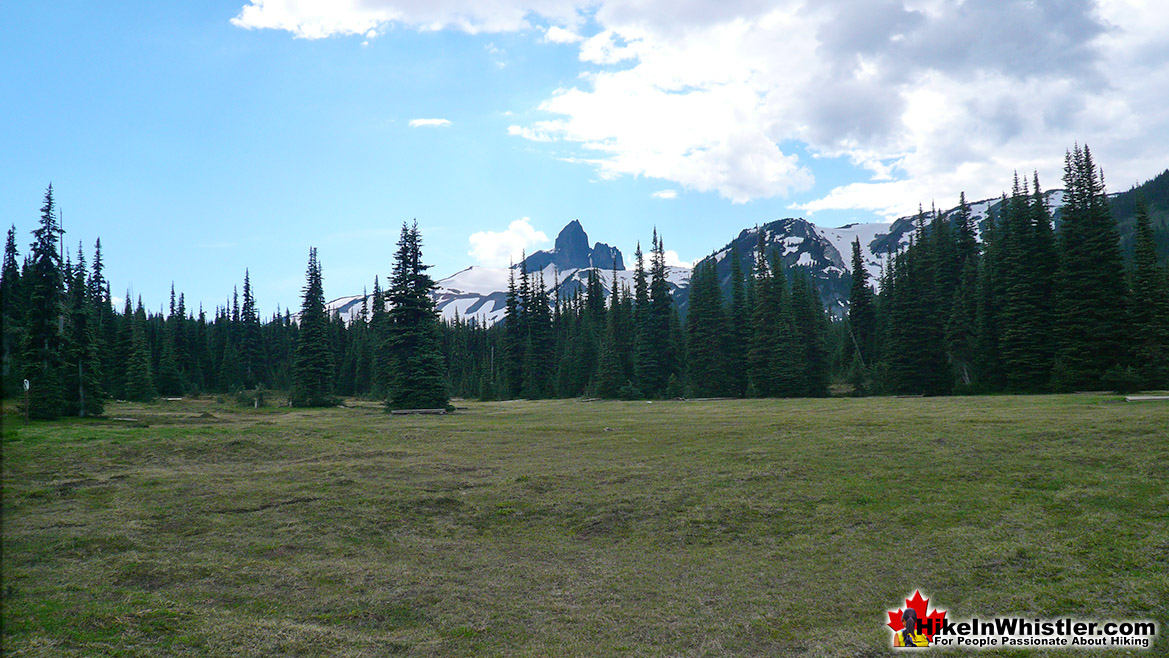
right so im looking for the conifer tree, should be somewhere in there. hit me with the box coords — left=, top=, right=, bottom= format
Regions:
left=292, top=247, right=336, bottom=406
left=769, top=257, right=804, bottom=397
left=595, top=275, right=624, bottom=399
left=502, top=263, right=525, bottom=396
left=947, top=257, right=979, bottom=390
left=747, top=234, right=777, bottom=396
left=1028, top=174, right=1058, bottom=384
left=1052, top=145, right=1128, bottom=389
left=124, top=298, right=156, bottom=401
left=847, top=238, right=877, bottom=371
left=999, top=179, right=1050, bottom=391
left=643, top=231, right=674, bottom=396
left=369, top=275, right=390, bottom=398
left=155, top=339, right=184, bottom=396
left=383, top=221, right=448, bottom=410
left=238, top=270, right=267, bottom=388
left=686, top=258, right=725, bottom=396
left=973, top=206, right=1005, bottom=391
left=1, top=225, right=23, bottom=397
left=953, top=191, right=980, bottom=266
left=609, top=263, right=634, bottom=384
left=21, top=185, right=66, bottom=418
left=217, top=338, right=243, bottom=392
left=522, top=272, right=554, bottom=398
left=632, top=240, right=660, bottom=395
left=790, top=268, right=829, bottom=397
left=1128, top=197, right=1169, bottom=387
left=63, top=245, right=104, bottom=416
left=723, top=249, right=748, bottom=397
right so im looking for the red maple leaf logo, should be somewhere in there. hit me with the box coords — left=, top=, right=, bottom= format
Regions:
left=887, top=590, right=947, bottom=641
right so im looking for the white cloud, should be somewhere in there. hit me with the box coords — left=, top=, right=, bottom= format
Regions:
left=652, top=189, right=677, bottom=199
left=409, top=118, right=451, bottom=128
left=664, top=250, right=692, bottom=268
left=468, top=217, right=551, bottom=267
left=231, top=0, right=581, bottom=37
left=544, top=25, right=583, bottom=44
left=234, top=1, right=1169, bottom=210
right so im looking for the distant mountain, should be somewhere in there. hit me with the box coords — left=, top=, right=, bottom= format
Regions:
left=521, top=219, right=625, bottom=272
left=320, top=170, right=1168, bottom=326
left=323, top=220, right=683, bottom=326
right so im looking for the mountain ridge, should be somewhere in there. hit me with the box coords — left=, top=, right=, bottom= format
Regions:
left=321, top=171, right=1169, bottom=326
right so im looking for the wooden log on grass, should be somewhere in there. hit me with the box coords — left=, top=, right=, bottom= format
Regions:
left=390, top=408, right=448, bottom=415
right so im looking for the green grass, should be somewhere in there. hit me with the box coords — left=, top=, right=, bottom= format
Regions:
left=2, top=395, right=1167, bottom=657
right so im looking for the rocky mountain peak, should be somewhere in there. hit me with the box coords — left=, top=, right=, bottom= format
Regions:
left=522, top=220, right=625, bottom=272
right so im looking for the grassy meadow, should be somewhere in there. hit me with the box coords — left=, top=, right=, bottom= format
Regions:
left=2, top=395, right=1167, bottom=657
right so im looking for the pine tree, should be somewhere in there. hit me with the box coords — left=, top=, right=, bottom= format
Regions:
left=369, top=275, right=390, bottom=399
left=686, top=258, right=725, bottom=396
left=522, top=272, right=554, bottom=398
left=789, top=268, right=829, bottom=397
left=502, top=263, right=525, bottom=396
left=292, top=247, right=336, bottom=406
left=973, top=205, right=1005, bottom=391
left=1, top=225, right=23, bottom=397
left=62, top=245, right=104, bottom=416
left=747, top=234, right=777, bottom=396
left=642, top=231, right=673, bottom=397
left=947, top=257, right=979, bottom=390
left=954, top=191, right=979, bottom=266
left=769, top=257, right=804, bottom=397
left=1052, top=145, right=1128, bottom=389
left=124, top=298, right=156, bottom=401
left=238, top=270, right=267, bottom=388
left=383, top=221, right=448, bottom=410
left=723, top=249, right=748, bottom=397
left=847, top=238, right=877, bottom=374
left=21, top=185, right=66, bottom=418
left=632, top=241, right=659, bottom=395
left=595, top=273, right=624, bottom=399
left=1128, top=197, right=1169, bottom=387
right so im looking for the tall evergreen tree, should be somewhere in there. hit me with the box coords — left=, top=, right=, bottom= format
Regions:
left=238, top=270, right=268, bottom=388
left=21, top=185, right=66, bottom=418
left=291, top=247, right=336, bottom=406
left=789, top=268, right=829, bottom=397
left=953, top=191, right=979, bottom=266
left=686, top=258, right=726, bottom=396
left=383, top=221, right=448, bottom=410
left=632, top=240, right=660, bottom=395
left=643, top=230, right=673, bottom=397
left=502, top=263, right=525, bottom=396
left=124, top=298, right=156, bottom=402
left=722, top=249, right=749, bottom=397
left=998, top=178, right=1051, bottom=391
left=1052, top=145, right=1128, bottom=389
left=769, top=257, right=804, bottom=397
left=595, top=273, right=624, bottom=399
left=847, top=238, right=877, bottom=374
left=747, top=234, right=777, bottom=396
left=63, top=245, right=104, bottom=416
left=1, top=225, right=23, bottom=397
left=1128, top=197, right=1169, bottom=387
left=522, top=272, right=554, bottom=398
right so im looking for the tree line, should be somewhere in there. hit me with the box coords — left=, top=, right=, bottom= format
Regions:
left=848, top=145, right=1168, bottom=395
left=2, top=145, right=1166, bottom=418
left=1, top=200, right=448, bottom=418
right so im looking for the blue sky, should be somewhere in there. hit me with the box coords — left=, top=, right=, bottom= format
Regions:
left=4, top=1, right=1167, bottom=316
